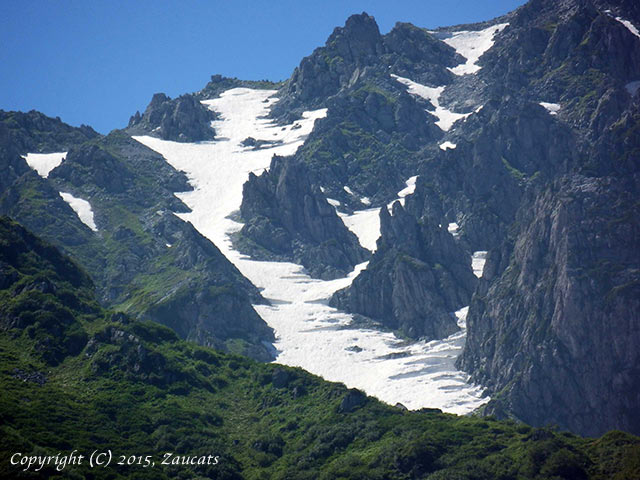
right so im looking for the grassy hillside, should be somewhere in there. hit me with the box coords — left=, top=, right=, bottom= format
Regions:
left=1, top=216, right=638, bottom=479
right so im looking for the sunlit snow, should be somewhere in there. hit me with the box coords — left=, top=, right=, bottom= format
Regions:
left=614, top=16, right=640, bottom=38
left=440, top=141, right=457, bottom=150
left=539, top=102, right=561, bottom=115
left=59, top=192, right=98, bottom=231
left=338, top=208, right=381, bottom=252
left=448, top=222, right=460, bottom=237
left=472, top=251, right=488, bottom=278
left=436, top=23, right=509, bottom=75
left=22, top=152, right=66, bottom=178
left=392, top=75, right=474, bottom=131
left=134, top=88, right=487, bottom=414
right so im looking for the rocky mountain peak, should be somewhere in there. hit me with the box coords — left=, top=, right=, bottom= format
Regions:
left=325, top=12, right=384, bottom=63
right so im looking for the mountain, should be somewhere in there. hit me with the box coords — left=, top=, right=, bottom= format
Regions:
left=240, top=0, right=639, bottom=436
left=0, top=114, right=275, bottom=361
left=2, top=0, right=639, bottom=446
left=1, top=216, right=638, bottom=479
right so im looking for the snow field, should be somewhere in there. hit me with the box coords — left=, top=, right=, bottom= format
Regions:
left=22, top=152, right=66, bottom=178
left=472, top=251, right=488, bottom=278
left=134, top=88, right=488, bottom=414
left=437, top=23, right=509, bottom=75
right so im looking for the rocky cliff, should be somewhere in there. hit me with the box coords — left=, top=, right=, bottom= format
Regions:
left=459, top=173, right=640, bottom=436
left=272, top=13, right=462, bottom=204
left=126, top=93, right=216, bottom=142
left=253, top=0, right=640, bottom=435
left=452, top=0, right=640, bottom=436
left=332, top=201, right=477, bottom=340
left=236, top=155, right=368, bottom=279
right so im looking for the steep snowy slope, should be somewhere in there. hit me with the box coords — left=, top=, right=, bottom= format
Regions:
left=135, top=88, right=488, bottom=413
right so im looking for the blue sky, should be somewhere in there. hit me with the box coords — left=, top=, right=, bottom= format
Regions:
left=1, top=1, right=526, bottom=133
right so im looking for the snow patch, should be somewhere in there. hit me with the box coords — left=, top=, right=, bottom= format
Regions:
left=343, top=186, right=354, bottom=195
left=392, top=74, right=474, bottom=131
left=59, top=192, right=98, bottom=231
left=539, top=102, right=561, bottom=115
left=614, top=16, right=640, bottom=38
left=436, top=23, right=509, bottom=75
left=454, top=306, right=469, bottom=328
left=22, top=152, right=66, bottom=178
left=134, top=87, right=487, bottom=414
left=327, top=198, right=341, bottom=207
left=388, top=175, right=419, bottom=210
left=398, top=175, right=418, bottom=198
left=472, top=251, right=487, bottom=278
left=448, top=222, right=460, bottom=237
left=440, top=141, right=457, bottom=150
left=626, top=81, right=640, bottom=96
left=360, top=196, right=371, bottom=206
left=339, top=208, right=381, bottom=252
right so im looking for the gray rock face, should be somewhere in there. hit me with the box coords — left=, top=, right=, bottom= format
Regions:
left=332, top=202, right=477, bottom=340
left=0, top=110, right=99, bottom=152
left=447, top=0, right=640, bottom=436
left=270, top=14, right=461, bottom=203
left=407, top=97, right=577, bottom=250
left=273, top=13, right=462, bottom=119
left=459, top=174, right=640, bottom=436
left=237, top=155, right=368, bottom=279
left=338, top=389, right=368, bottom=413
left=127, top=93, right=216, bottom=142
left=274, top=13, right=384, bottom=114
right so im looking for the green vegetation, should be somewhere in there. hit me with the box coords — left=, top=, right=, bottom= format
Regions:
left=1, top=127, right=270, bottom=357
left=1, top=216, right=639, bottom=479
left=501, top=156, right=526, bottom=182
left=296, top=115, right=415, bottom=199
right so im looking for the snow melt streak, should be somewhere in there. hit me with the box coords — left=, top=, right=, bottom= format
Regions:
left=392, top=75, right=471, bottom=131
left=439, top=23, right=509, bottom=75
left=134, top=88, right=487, bottom=414
left=59, top=192, right=98, bottom=231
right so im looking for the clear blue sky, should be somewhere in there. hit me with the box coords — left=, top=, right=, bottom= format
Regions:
left=1, top=1, right=526, bottom=134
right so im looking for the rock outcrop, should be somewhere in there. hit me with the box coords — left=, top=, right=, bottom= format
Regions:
left=237, top=155, right=368, bottom=279
left=127, top=93, right=216, bottom=142
left=332, top=201, right=477, bottom=340
left=459, top=174, right=640, bottom=436
left=0, top=110, right=99, bottom=152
